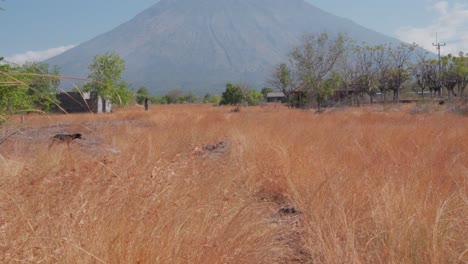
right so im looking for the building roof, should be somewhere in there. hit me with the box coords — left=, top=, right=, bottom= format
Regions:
left=267, top=92, right=286, bottom=98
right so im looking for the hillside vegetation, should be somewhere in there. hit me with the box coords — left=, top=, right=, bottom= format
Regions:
left=0, top=104, right=467, bottom=263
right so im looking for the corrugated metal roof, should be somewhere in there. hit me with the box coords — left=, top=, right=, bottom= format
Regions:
left=267, top=92, right=285, bottom=98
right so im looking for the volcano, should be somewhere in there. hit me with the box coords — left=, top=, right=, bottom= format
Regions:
left=46, top=0, right=404, bottom=95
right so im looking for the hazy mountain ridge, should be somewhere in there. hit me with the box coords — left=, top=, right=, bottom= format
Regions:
left=46, top=0, right=405, bottom=95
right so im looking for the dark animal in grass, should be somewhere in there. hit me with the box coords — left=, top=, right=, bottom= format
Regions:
left=49, top=133, right=82, bottom=148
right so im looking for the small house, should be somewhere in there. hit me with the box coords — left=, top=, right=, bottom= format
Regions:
left=55, top=92, right=112, bottom=114
left=266, top=92, right=286, bottom=103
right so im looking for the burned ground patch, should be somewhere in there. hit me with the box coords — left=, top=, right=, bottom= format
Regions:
left=194, top=140, right=230, bottom=157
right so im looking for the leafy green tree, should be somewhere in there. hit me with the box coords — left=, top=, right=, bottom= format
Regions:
left=188, top=93, right=199, bottom=103
left=246, top=89, right=264, bottom=106
left=267, top=63, right=295, bottom=107
left=0, top=60, right=61, bottom=115
left=203, top=93, right=221, bottom=105
left=163, top=88, right=184, bottom=104
left=22, top=62, right=60, bottom=111
left=453, top=52, right=468, bottom=97
left=291, top=33, right=347, bottom=110
left=0, top=63, right=32, bottom=115
left=203, top=93, right=211, bottom=101
left=84, top=52, right=133, bottom=107
left=441, top=52, right=468, bottom=98
left=177, top=92, right=198, bottom=103
left=136, top=86, right=149, bottom=105
left=211, top=95, right=221, bottom=105
left=149, top=96, right=161, bottom=104
left=112, top=80, right=134, bottom=107
left=159, top=96, right=169, bottom=104
left=220, top=83, right=243, bottom=105
left=260, top=87, right=273, bottom=99
left=321, top=72, right=343, bottom=103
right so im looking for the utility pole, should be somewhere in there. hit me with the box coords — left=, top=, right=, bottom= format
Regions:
left=433, top=33, right=446, bottom=95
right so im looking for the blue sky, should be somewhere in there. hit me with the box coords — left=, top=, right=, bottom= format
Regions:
left=1, top=0, right=467, bottom=64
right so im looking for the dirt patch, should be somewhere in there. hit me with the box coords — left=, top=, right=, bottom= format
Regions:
left=273, top=204, right=312, bottom=263
left=253, top=187, right=313, bottom=263
left=193, top=140, right=230, bottom=157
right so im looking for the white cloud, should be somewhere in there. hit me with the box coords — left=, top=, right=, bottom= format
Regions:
left=5, top=44, right=76, bottom=65
left=396, top=1, right=468, bottom=55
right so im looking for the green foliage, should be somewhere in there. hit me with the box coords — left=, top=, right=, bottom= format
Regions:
left=112, top=80, right=134, bottom=107
left=273, top=64, right=293, bottom=92
left=220, top=83, right=244, bottom=105
left=442, top=52, right=468, bottom=97
left=177, top=93, right=198, bottom=103
left=260, top=87, right=273, bottom=99
left=0, top=64, right=32, bottom=114
left=412, top=52, right=439, bottom=98
left=161, top=89, right=198, bottom=104
left=246, top=89, right=264, bottom=106
left=85, top=52, right=133, bottom=107
left=0, top=60, right=61, bottom=115
left=136, top=86, right=149, bottom=105
left=22, top=62, right=60, bottom=111
left=321, top=73, right=343, bottom=101
left=163, top=89, right=184, bottom=104
left=148, top=96, right=161, bottom=104
left=268, top=63, right=295, bottom=107
left=203, top=93, right=221, bottom=105
left=290, top=32, right=347, bottom=109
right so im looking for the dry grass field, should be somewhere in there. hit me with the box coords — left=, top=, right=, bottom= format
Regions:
left=0, top=104, right=467, bottom=263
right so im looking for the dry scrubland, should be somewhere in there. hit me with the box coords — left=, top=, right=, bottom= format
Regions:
left=0, top=104, right=467, bottom=263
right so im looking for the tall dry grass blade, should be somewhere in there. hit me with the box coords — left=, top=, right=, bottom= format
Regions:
left=0, top=190, right=35, bottom=234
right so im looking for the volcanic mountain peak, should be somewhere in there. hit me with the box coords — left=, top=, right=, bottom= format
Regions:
left=46, top=0, right=402, bottom=95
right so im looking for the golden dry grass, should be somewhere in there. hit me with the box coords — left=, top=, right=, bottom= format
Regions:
left=0, top=104, right=467, bottom=263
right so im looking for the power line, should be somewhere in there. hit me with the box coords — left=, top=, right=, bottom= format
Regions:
left=432, top=33, right=446, bottom=90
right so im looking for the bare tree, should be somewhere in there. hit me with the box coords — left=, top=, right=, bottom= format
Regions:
left=387, top=43, right=417, bottom=103
left=336, top=48, right=359, bottom=105
left=411, top=51, right=439, bottom=98
left=373, top=45, right=392, bottom=103
left=238, top=82, right=251, bottom=107
left=441, top=57, right=459, bottom=98
left=353, top=44, right=381, bottom=104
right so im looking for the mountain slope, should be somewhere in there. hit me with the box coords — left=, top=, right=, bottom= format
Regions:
left=46, top=0, right=404, bottom=95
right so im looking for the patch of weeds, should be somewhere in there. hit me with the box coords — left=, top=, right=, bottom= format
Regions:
left=230, top=105, right=241, bottom=112
left=382, top=103, right=401, bottom=112
left=411, top=99, right=438, bottom=114
left=448, top=102, right=468, bottom=116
